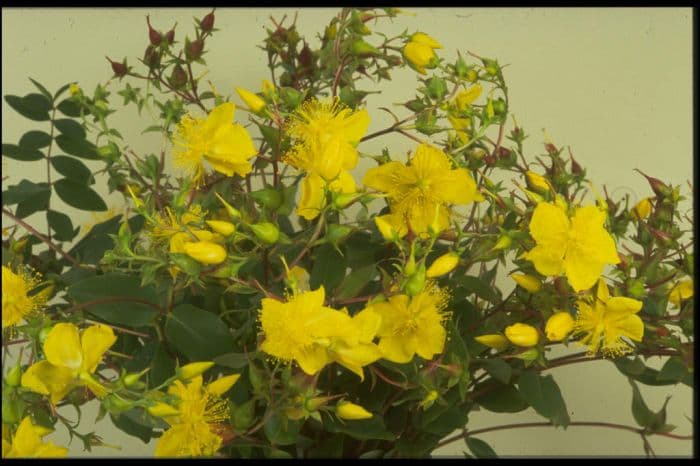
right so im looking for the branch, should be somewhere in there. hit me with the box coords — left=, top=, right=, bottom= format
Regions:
left=2, top=207, right=88, bottom=269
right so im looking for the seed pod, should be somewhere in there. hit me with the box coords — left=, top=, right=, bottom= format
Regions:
left=185, top=37, right=205, bottom=61
left=250, top=187, right=282, bottom=210
left=200, top=9, right=215, bottom=32
left=169, top=64, right=188, bottom=89
left=106, top=57, right=128, bottom=77
left=164, top=25, right=176, bottom=45
left=146, top=15, right=162, bottom=46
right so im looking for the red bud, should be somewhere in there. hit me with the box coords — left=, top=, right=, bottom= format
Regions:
left=169, top=64, right=188, bottom=89
left=146, top=15, right=162, bottom=46
left=484, top=154, right=496, bottom=167
left=164, top=24, right=176, bottom=45
left=650, top=228, right=672, bottom=244
left=570, top=155, right=582, bottom=175
left=106, top=57, right=128, bottom=77
left=635, top=169, right=670, bottom=198
left=200, top=9, right=215, bottom=32
left=143, top=45, right=161, bottom=69
left=185, top=38, right=204, bottom=61
left=299, top=42, right=313, bottom=69
left=544, top=143, right=558, bottom=154
left=497, top=147, right=511, bottom=160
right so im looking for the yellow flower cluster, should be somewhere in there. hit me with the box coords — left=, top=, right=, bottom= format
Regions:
left=283, top=98, right=370, bottom=220
left=363, top=143, right=482, bottom=237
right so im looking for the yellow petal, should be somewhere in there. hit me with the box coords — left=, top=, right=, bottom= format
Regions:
left=596, top=278, right=610, bottom=302
left=21, top=361, right=77, bottom=404
left=414, top=321, right=446, bottom=360
left=43, top=323, right=82, bottom=371
left=328, top=170, right=356, bottom=194
left=297, top=173, right=326, bottom=220
left=80, top=324, right=116, bottom=374
left=410, top=32, right=442, bottom=49
left=378, top=335, right=415, bottom=363
left=455, top=84, right=482, bottom=110
left=206, top=374, right=241, bottom=396
left=332, top=342, right=382, bottom=381
left=340, top=108, right=370, bottom=144
left=606, top=297, right=643, bottom=314
left=295, top=345, right=330, bottom=375
left=205, top=102, right=235, bottom=130
left=351, top=308, right=382, bottom=343
left=529, top=202, right=570, bottom=247
left=607, top=313, right=644, bottom=342
left=436, top=168, right=483, bottom=204
left=564, top=248, right=606, bottom=292
left=362, top=161, right=405, bottom=194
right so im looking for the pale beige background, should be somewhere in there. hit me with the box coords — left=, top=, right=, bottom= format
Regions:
left=1, top=8, right=693, bottom=457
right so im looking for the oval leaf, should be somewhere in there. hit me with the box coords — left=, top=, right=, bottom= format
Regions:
left=2, top=143, right=43, bottom=161
left=55, top=134, right=99, bottom=160
left=19, top=130, right=52, bottom=150
left=54, top=118, right=86, bottom=140
left=165, top=304, right=235, bottom=361
left=47, top=209, right=77, bottom=242
left=4, top=93, right=51, bottom=121
left=56, top=98, right=82, bottom=118
left=54, top=178, right=107, bottom=211
left=51, top=156, right=93, bottom=185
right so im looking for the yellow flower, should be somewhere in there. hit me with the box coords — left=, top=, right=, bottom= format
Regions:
left=504, top=323, right=540, bottom=347
left=235, top=87, right=266, bottom=114
left=336, top=401, right=373, bottom=420
left=363, top=143, right=483, bottom=236
left=374, top=214, right=407, bottom=241
left=150, top=205, right=206, bottom=244
left=284, top=98, right=369, bottom=220
left=259, top=287, right=381, bottom=379
left=573, top=279, right=644, bottom=356
left=154, top=373, right=240, bottom=457
left=21, top=323, right=116, bottom=404
left=172, top=102, right=257, bottom=184
left=426, top=252, right=460, bottom=278
left=2, top=266, right=48, bottom=328
left=668, top=279, right=693, bottom=307
left=510, top=273, right=542, bottom=293
left=2, top=416, right=67, bottom=458
left=368, top=285, right=450, bottom=363
left=545, top=311, right=575, bottom=341
left=69, top=83, right=81, bottom=97
left=403, top=32, right=442, bottom=74
left=474, top=334, right=510, bottom=351
left=632, top=197, right=653, bottom=220
left=523, top=202, right=620, bottom=292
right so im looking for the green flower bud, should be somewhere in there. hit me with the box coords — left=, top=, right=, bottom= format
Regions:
left=250, top=187, right=283, bottom=210
left=455, top=56, right=469, bottom=78
left=97, top=142, right=120, bottom=161
left=170, top=253, right=201, bottom=276
left=331, top=192, right=359, bottom=210
left=6, top=363, right=22, bottom=387
left=426, top=77, right=448, bottom=100
left=281, top=88, right=302, bottom=109
left=214, top=192, right=242, bottom=221
left=404, top=264, right=426, bottom=297
left=122, top=368, right=149, bottom=387
left=325, top=224, right=352, bottom=245
left=250, top=222, right=280, bottom=245
left=351, top=39, right=380, bottom=57
left=2, top=397, right=21, bottom=424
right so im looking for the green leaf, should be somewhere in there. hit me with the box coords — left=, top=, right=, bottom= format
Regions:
left=517, top=371, right=570, bottom=427
left=56, top=98, right=82, bottom=117
left=67, top=273, right=161, bottom=327
left=47, top=210, right=77, bottom=242
left=629, top=379, right=655, bottom=428
left=310, top=243, right=346, bottom=291
left=613, top=357, right=677, bottom=386
left=50, top=156, right=93, bottom=184
left=475, top=384, right=528, bottom=413
left=54, top=134, right=99, bottom=160
left=19, top=130, right=52, bottom=150
left=4, top=94, right=51, bottom=121
left=263, top=412, right=301, bottom=446
left=466, top=437, right=498, bottom=458
left=2, top=144, right=44, bottom=161
left=335, top=265, right=377, bottom=300
left=214, top=352, right=253, bottom=370
left=481, top=358, right=512, bottom=384
left=28, top=78, right=53, bottom=102
left=53, top=83, right=71, bottom=101
left=454, top=275, right=500, bottom=303
left=165, top=304, right=235, bottom=360
left=2, top=180, right=50, bottom=205
left=53, top=118, right=86, bottom=140
left=656, top=357, right=690, bottom=384
left=68, top=215, right=143, bottom=265
left=54, top=178, right=107, bottom=211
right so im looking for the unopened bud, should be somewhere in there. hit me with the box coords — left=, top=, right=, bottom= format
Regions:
left=169, top=64, right=188, bottom=89
left=250, top=222, right=280, bottom=245
left=504, top=323, right=539, bottom=347
left=404, top=264, right=426, bottom=297
left=474, top=334, right=509, bottom=351
left=206, top=220, right=236, bottom=237
left=106, top=57, right=128, bottom=78
left=526, top=171, right=550, bottom=193
left=235, top=87, right=266, bottom=114
left=511, top=273, right=542, bottom=293
left=5, top=362, right=22, bottom=387
left=426, top=252, right=460, bottom=278
left=544, top=312, right=574, bottom=342
left=185, top=37, right=204, bottom=61
left=122, top=368, right=149, bottom=387
left=351, top=39, right=380, bottom=57
left=336, top=401, right=373, bottom=420
left=146, top=15, right=162, bottom=46
left=492, top=235, right=512, bottom=251
left=200, top=9, right=215, bottom=32
left=325, top=224, right=352, bottom=245
left=214, top=192, right=242, bottom=221
left=183, top=241, right=227, bottom=265
left=632, top=197, right=652, bottom=220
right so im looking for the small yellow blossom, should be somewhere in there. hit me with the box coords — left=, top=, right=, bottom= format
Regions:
left=573, top=279, right=644, bottom=356
left=545, top=311, right=575, bottom=341
left=172, top=102, right=257, bottom=184
left=368, top=284, right=450, bottom=363
left=153, top=374, right=240, bottom=457
left=524, top=202, right=620, bottom=292
left=21, top=323, right=116, bottom=404
left=2, top=266, right=48, bottom=328
left=363, top=143, right=482, bottom=237
left=510, top=273, right=542, bottom=293
left=259, top=287, right=381, bottom=379
left=2, top=416, right=67, bottom=458
left=504, top=323, right=539, bottom=347
left=454, top=84, right=482, bottom=110
left=336, top=401, right=373, bottom=420
left=474, top=334, right=509, bottom=351
left=69, top=83, right=81, bottom=97
left=668, top=279, right=693, bottom=307
left=403, top=32, right=442, bottom=74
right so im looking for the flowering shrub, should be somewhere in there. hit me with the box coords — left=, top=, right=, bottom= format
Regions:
left=1, top=8, right=693, bottom=458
